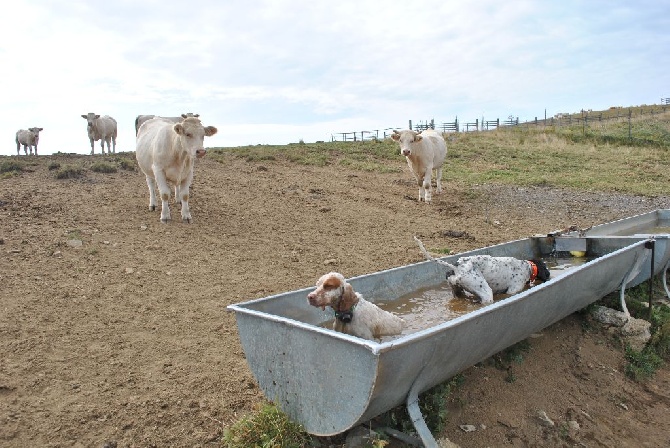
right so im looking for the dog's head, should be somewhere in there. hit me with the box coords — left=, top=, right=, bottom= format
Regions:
left=531, top=259, right=551, bottom=282
left=307, top=272, right=358, bottom=317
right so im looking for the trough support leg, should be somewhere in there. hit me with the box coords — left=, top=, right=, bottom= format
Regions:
left=406, top=385, right=438, bottom=448
left=619, top=280, right=631, bottom=318
left=663, top=259, right=670, bottom=300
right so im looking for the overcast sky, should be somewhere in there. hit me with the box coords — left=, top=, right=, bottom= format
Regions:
left=2, top=0, right=668, bottom=156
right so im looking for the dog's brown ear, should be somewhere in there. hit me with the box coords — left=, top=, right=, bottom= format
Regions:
left=341, top=283, right=358, bottom=310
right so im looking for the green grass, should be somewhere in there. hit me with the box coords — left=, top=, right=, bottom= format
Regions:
left=90, top=162, right=118, bottom=173
left=0, top=160, right=24, bottom=177
left=380, top=375, right=464, bottom=436
left=223, top=402, right=312, bottom=448
left=598, top=279, right=670, bottom=380
left=54, top=165, right=85, bottom=179
left=624, top=346, right=664, bottom=381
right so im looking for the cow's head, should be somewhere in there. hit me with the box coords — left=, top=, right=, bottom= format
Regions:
left=173, top=117, right=218, bottom=158
left=29, top=127, right=43, bottom=141
left=181, top=112, right=200, bottom=119
left=81, top=112, right=101, bottom=129
left=391, top=129, right=423, bottom=156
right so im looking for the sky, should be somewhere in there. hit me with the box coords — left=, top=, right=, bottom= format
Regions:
left=1, top=0, right=668, bottom=156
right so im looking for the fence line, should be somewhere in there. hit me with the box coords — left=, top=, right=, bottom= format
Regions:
left=330, top=104, right=670, bottom=142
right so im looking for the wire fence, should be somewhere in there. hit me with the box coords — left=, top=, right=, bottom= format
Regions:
left=330, top=100, right=670, bottom=143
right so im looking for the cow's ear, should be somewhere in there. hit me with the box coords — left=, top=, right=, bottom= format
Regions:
left=181, top=113, right=187, bottom=119
left=39, top=128, right=44, bottom=131
left=204, top=126, right=218, bottom=137
left=81, top=115, right=87, bottom=119
left=95, top=114, right=100, bottom=119
left=391, top=132, right=400, bottom=141
left=414, top=135, right=423, bottom=142
left=173, top=123, right=184, bottom=135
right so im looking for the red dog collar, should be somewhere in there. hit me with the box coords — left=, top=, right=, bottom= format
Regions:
left=527, top=260, right=538, bottom=282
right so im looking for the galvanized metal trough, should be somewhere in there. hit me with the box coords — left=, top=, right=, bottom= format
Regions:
left=228, top=210, right=670, bottom=447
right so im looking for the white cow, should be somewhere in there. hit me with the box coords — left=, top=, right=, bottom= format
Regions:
left=392, top=129, right=447, bottom=203
left=136, top=117, right=217, bottom=223
left=81, top=113, right=117, bottom=155
left=134, top=112, right=199, bottom=135
left=15, top=127, right=43, bottom=155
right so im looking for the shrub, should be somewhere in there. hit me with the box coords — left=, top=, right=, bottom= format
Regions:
left=90, top=162, right=117, bottom=173
left=223, top=402, right=312, bottom=448
left=381, top=375, right=463, bottom=436
left=117, top=158, right=136, bottom=171
left=0, top=160, right=24, bottom=174
left=624, top=346, right=664, bottom=381
left=54, top=166, right=84, bottom=179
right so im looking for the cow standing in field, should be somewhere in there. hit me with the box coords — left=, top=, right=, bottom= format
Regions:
left=81, top=113, right=117, bottom=155
left=392, top=129, right=447, bottom=203
left=134, top=112, right=199, bottom=135
left=15, top=127, right=43, bottom=155
left=136, top=117, right=217, bottom=223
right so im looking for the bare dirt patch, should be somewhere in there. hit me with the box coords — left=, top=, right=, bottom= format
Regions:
left=2, top=152, right=670, bottom=447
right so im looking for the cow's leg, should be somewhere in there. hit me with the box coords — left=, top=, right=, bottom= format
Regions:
left=90, top=139, right=95, bottom=155
left=16, top=142, right=20, bottom=155
left=435, top=167, right=443, bottom=194
left=34, top=145, right=38, bottom=156
left=100, top=139, right=107, bottom=155
left=423, top=167, right=433, bottom=203
left=152, top=165, right=172, bottom=223
left=179, top=172, right=194, bottom=223
left=145, top=175, right=158, bottom=212
left=112, top=136, right=116, bottom=154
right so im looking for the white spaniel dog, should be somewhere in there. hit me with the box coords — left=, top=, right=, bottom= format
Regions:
left=307, top=272, right=405, bottom=341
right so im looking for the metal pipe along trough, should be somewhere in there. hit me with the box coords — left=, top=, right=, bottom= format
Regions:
left=227, top=210, right=670, bottom=447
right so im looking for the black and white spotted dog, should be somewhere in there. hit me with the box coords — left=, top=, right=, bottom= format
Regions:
left=414, top=236, right=550, bottom=304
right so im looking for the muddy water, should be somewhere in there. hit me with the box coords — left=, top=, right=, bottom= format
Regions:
left=604, top=223, right=670, bottom=236
left=318, top=255, right=599, bottom=340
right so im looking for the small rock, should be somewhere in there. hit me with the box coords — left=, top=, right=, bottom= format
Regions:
left=67, top=239, right=83, bottom=248
left=125, top=268, right=135, bottom=274
left=537, top=410, right=555, bottom=427
left=620, top=403, right=629, bottom=411
left=437, top=437, right=460, bottom=448
left=591, top=306, right=629, bottom=327
left=567, top=420, right=580, bottom=431
left=344, top=425, right=380, bottom=448
left=621, top=317, right=651, bottom=337
left=140, top=225, right=148, bottom=231
left=459, top=424, right=477, bottom=432
left=323, top=258, right=338, bottom=265
left=53, top=250, right=62, bottom=258
left=103, top=241, right=110, bottom=245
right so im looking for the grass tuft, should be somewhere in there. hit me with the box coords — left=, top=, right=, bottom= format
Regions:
left=1, top=161, right=25, bottom=179
left=90, top=162, right=117, bottom=173
left=223, top=402, right=312, bottom=448
left=624, top=346, right=664, bottom=381
left=54, top=165, right=85, bottom=179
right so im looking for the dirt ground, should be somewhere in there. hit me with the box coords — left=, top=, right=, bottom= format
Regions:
left=2, top=151, right=670, bottom=448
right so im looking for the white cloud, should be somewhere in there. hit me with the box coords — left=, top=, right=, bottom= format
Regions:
left=1, top=0, right=668, bottom=156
